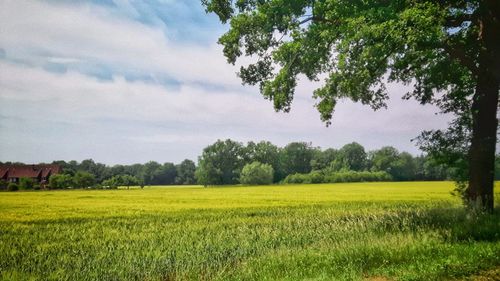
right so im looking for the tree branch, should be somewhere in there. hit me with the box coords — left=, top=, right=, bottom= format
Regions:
left=445, top=14, right=474, bottom=27
left=443, top=41, right=478, bottom=76
left=298, top=16, right=339, bottom=25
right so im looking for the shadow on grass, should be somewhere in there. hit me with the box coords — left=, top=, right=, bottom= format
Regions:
left=375, top=207, right=500, bottom=242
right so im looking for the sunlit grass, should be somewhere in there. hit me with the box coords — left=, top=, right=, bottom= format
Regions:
left=0, top=182, right=498, bottom=280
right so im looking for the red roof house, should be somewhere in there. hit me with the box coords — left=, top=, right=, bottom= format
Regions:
left=0, top=164, right=61, bottom=187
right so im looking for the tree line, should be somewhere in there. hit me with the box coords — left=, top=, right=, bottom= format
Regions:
left=196, top=140, right=464, bottom=186
left=3, top=139, right=499, bottom=189
left=0, top=159, right=196, bottom=190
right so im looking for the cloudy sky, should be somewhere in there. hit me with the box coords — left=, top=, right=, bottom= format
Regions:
left=0, top=0, right=450, bottom=165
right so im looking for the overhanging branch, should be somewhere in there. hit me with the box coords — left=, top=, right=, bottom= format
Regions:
left=298, top=16, right=340, bottom=25
left=445, top=14, right=474, bottom=27
left=443, top=41, right=478, bottom=76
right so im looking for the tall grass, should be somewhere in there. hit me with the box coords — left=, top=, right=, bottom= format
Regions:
left=0, top=182, right=498, bottom=280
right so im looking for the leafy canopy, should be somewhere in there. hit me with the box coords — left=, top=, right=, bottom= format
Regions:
left=204, top=0, right=473, bottom=120
left=203, top=1, right=478, bottom=167
left=240, top=161, right=274, bottom=185
left=202, top=0, right=485, bottom=197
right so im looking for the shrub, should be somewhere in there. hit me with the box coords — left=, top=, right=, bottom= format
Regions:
left=283, top=173, right=308, bottom=184
left=73, top=171, right=95, bottom=188
left=284, top=170, right=392, bottom=184
left=101, top=177, right=119, bottom=189
left=240, top=162, right=274, bottom=185
left=7, top=182, right=18, bottom=191
left=102, top=175, right=141, bottom=189
left=283, top=171, right=325, bottom=184
left=19, top=177, right=34, bottom=190
left=120, top=175, right=141, bottom=189
left=324, top=170, right=392, bottom=183
left=49, top=174, right=73, bottom=189
left=308, top=171, right=325, bottom=184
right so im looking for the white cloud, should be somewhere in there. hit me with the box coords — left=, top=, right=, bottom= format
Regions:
left=0, top=0, right=240, bottom=87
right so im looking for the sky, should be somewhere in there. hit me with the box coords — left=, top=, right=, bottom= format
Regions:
left=0, top=0, right=451, bottom=165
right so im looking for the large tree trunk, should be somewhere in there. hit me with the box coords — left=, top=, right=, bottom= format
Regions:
left=466, top=1, right=500, bottom=211
left=468, top=74, right=498, bottom=211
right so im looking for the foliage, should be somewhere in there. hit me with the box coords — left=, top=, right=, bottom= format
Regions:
left=283, top=170, right=391, bottom=184
left=324, top=170, right=392, bottom=183
left=120, top=175, right=141, bottom=188
left=282, top=171, right=324, bottom=184
left=175, top=159, right=197, bottom=185
left=102, top=175, right=141, bottom=189
left=370, top=146, right=417, bottom=181
left=0, top=182, right=499, bottom=280
left=151, top=163, right=177, bottom=185
left=279, top=142, right=317, bottom=178
left=282, top=173, right=309, bottom=184
left=240, top=161, right=274, bottom=185
left=72, top=171, right=95, bottom=188
left=7, top=182, right=18, bottom=191
left=311, top=148, right=338, bottom=171
left=142, top=161, right=162, bottom=185
left=49, top=174, right=73, bottom=189
left=196, top=139, right=246, bottom=186
left=331, top=142, right=367, bottom=171
left=496, top=155, right=500, bottom=180
left=417, top=124, right=470, bottom=201
left=12, top=139, right=463, bottom=190
left=202, top=0, right=476, bottom=122
left=78, top=159, right=108, bottom=183
left=245, top=141, right=281, bottom=181
left=370, top=146, right=400, bottom=173
left=101, top=177, right=120, bottom=189
left=202, top=0, right=500, bottom=209
left=18, top=177, right=34, bottom=190
left=0, top=180, right=8, bottom=190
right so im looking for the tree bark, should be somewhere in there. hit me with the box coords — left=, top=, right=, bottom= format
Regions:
left=468, top=74, right=498, bottom=211
left=466, top=0, right=500, bottom=211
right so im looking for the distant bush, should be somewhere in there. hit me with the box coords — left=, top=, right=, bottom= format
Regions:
left=7, top=182, right=18, bottom=191
left=324, top=170, right=392, bottom=183
left=307, top=171, right=325, bottom=183
left=283, top=170, right=391, bottom=184
left=73, top=171, right=95, bottom=188
left=240, top=162, right=274, bottom=185
left=282, top=174, right=298, bottom=184
left=283, top=173, right=309, bottom=184
left=19, top=177, right=34, bottom=190
left=0, top=180, right=8, bottom=190
left=49, top=174, right=73, bottom=189
left=101, top=177, right=119, bottom=189
left=101, top=175, right=141, bottom=189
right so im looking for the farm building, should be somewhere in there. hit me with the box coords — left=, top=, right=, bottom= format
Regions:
left=0, top=164, right=61, bottom=186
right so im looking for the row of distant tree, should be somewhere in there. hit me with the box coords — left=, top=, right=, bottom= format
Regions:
left=1, top=158, right=196, bottom=190
left=3, top=139, right=499, bottom=188
left=195, top=140, right=461, bottom=186
left=49, top=158, right=197, bottom=188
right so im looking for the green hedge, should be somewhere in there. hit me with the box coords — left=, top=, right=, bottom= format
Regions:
left=7, top=182, right=19, bottom=191
left=324, top=170, right=392, bottom=183
left=283, top=170, right=392, bottom=184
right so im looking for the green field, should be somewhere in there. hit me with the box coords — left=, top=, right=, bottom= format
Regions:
left=0, top=182, right=499, bottom=280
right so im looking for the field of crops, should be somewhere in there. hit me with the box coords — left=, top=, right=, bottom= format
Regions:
left=0, top=182, right=499, bottom=280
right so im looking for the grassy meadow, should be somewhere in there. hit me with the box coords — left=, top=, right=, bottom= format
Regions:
left=0, top=182, right=499, bottom=280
